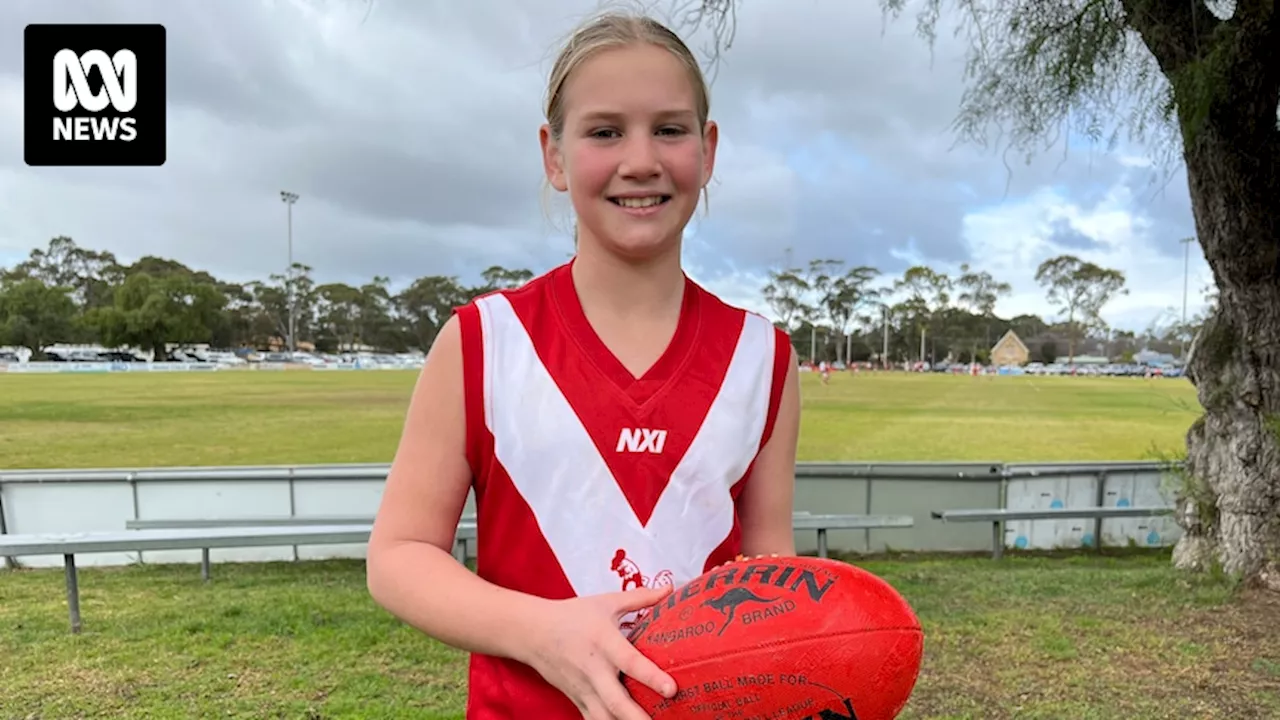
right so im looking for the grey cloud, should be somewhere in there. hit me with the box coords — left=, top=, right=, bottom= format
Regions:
left=683, top=0, right=1195, bottom=265
left=0, top=0, right=1201, bottom=330
left=1047, top=218, right=1099, bottom=251
left=280, top=138, right=544, bottom=229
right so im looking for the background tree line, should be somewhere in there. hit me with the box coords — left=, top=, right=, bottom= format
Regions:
left=0, top=236, right=532, bottom=360
left=0, top=235, right=1206, bottom=363
left=757, top=250, right=1205, bottom=366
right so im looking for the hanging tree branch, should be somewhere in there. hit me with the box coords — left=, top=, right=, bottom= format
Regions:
left=666, top=0, right=1274, bottom=176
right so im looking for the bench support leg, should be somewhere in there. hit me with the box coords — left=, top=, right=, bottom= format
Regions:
left=453, top=539, right=467, bottom=565
left=817, top=529, right=828, bottom=559
left=991, top=522, right=1004, bottom=560
left=64, top=553, right=81, bottom=634
left=201, top=548, right=211, bottom=582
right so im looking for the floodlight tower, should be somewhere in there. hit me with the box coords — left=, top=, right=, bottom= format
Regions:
left=280, top=190, right=300, bottom=354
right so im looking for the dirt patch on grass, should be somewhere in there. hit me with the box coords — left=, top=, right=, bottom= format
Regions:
left=895, top=560, right=1280, bottom=719
left=1173, top=588, right=1280, bottom=713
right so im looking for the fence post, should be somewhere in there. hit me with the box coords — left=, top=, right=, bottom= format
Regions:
left=995, top=465, right=1010, bottom=558
left=1093, top=471, right=1108, bottom=553
left=0, top=475, right=11, bottom=569
left=288, top=468, right=299, bottom=562
left=863, top=475, right=873, bottom=553
left=129, top=472, right=142, bottom=565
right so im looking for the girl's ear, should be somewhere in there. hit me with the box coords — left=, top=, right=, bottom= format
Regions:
left=700, top=119, right=719, bottom=188
left=540, top=124, right=569, bottom=192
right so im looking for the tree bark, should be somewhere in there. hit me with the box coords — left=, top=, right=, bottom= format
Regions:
left=1118, top=0, right=1280, bottom=590
left=1171, top=85, right=1280, bottom=592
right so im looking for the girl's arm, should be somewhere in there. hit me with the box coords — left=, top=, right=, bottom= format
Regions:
left=738, top=343, right=801, bottom=557
left=366, top=315, right=547, bottom=660
left=365, top=314, right=676, bottom=720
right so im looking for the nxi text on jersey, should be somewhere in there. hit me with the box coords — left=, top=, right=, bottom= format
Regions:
left=616, top=427, right=668, bottom=454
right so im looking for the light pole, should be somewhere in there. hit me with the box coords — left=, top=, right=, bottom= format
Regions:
left=280, top=190, right=299, bottom=354
left=1180, top=236, right=1194, bottom=359
left=881, top=304, right=890, bottom=369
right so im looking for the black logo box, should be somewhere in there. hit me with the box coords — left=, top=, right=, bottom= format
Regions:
left=23, top=23, right=166, bottom=167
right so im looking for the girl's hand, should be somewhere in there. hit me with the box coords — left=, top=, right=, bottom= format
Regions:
left=525, top=585, right=677, bottom=719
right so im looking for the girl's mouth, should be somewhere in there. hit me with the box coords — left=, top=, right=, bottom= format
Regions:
left=610, top=195, right=671, bottom=208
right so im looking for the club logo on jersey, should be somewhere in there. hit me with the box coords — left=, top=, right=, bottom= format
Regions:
left=616, top=427, right=667, bottom=454
left=611, top=548, right=673, bottom=632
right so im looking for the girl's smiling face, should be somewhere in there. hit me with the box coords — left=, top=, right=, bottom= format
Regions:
left=541, top=42, right=717, bottom=262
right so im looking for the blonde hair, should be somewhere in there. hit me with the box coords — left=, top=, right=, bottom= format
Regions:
left=541, top=11, right=714, bottom=241
left=544, top=11, right=711, bottom=143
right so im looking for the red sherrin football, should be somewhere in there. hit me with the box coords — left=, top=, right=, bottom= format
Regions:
left=623, top=555, right=923, bottom=720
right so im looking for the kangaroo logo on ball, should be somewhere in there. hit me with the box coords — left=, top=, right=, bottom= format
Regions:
left=702, top=587, right=778, bottom=635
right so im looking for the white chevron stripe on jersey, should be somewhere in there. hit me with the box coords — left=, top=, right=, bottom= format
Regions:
left=476, top=294, right=775, bottom=604
left=648, top=312, right=773, bottom=574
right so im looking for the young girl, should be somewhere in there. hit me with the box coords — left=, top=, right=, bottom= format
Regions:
left=366, top=12, right=800, bottom=720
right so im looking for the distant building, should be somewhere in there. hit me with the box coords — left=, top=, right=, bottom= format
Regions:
left=990, top=330, right=1030, bottom=366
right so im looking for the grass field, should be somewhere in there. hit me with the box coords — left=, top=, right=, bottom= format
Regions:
left=7, top=370, right=1276, bottom=719
left=0, top=369, right=1203, bottom=468
left=2, top=552, right=1277, bottom=719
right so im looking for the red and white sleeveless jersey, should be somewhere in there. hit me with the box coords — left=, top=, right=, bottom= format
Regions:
left=452, top=260, right=791, bottom=718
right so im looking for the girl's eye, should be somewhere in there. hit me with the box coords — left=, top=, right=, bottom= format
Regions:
left=588, top=126, right=687, bottom=139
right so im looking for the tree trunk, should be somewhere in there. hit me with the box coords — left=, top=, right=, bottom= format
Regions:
left=1172, top=82, right=1280, bottom=591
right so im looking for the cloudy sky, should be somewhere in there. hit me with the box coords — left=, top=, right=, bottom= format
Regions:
left=0, top=0, right=1213, bottom=334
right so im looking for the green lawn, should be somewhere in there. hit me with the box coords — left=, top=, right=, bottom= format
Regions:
left=6, top=369, right=1267, bottom=720
left=1, top=553, right=1276, bottom=719
left=0, top=370, right=1202, bottom=468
